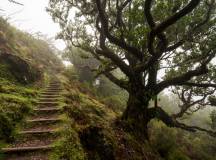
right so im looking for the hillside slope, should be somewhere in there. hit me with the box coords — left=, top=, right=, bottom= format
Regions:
left=0, top=17, right=63, bottom=75
left=50, top=73, right=161, bottom=160
left=0, top=16, right=63, bottom=157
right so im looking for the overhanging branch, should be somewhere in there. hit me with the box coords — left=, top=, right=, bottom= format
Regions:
left=179, top=82, right=216, bottom=88
left=95, top=48, right=134, bottom=77
left=95, top=0, right=143, bottom=60
left=153, top=0, right=201, bottom=34
left=148, top=107, right=216, bottom=137
left=8, top=0, right=23, bottom=6
left=156, top=66, right=208, bottom=93
left=104, top=72, right=129, bottom=90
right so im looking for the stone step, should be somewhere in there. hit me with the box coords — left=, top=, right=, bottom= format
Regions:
left=23, top=121, right=60, bottom=131
left=44, top=89, right=62, bottom=92
left=48, top=84, right=61, bottom=87
left=38, top=98, right=60, bottom=102
left=26, top=118, right=62, bottom=123
left=46, top=86, right=61, bottom=89
left=32, top=108, right=62, bottom=118
left=19, top=129, right=56, bottom=135
left=33, top=107, right=61, bottom=112
left=41, top=89, right=61, bottom=92
left=46, top=88, right=61, bottom=90
left=2, top=145, right=54, bottom=153
left=40, top=91, right=61, bottom=95
left=40, top=95, right=60, bottom=98
left=43, top=91, right=62, bottom=93
left=24, top=120, right=61, bottom=129
left=37, top=104, right=60, bottom=108
left=48, top=82, right=61, bottom=84
left=37, top=101, right=59, bottom=105
left=46, top=85, right=62, bottom=88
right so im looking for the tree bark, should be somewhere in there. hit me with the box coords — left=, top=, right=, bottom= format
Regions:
left=122, top=90, right=151, bottom=139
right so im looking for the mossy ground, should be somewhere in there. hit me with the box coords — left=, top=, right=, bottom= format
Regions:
left=0, top=74, right=40, bottom=153
left=51, top=75, right=161, bottom=160
left=0, top=16, right=63, bottom=159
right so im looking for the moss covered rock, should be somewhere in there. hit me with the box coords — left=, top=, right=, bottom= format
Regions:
left=0, top=52, right=41, bottom=84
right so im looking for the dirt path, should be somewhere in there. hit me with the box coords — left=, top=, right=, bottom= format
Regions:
left=1, top=80, right=63, bottom=160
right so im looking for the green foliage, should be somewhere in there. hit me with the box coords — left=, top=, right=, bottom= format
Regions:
left=100, top=95, right=125, bottom=113
left=150, top=121, right=190, bottom=160
left=150, top=119, right=216, bottom=160
left=167, top=150, right=190, bottom=160
left=150, top=121, right=177, bottom=157
left=0, top=93, right=32, bottom=142
left=58, top=76, right=163, bottom=160
left=64, top=88, right=116, bottom=127
left=62, top=57, right=128, bottom=115
left=63, top=47, right=97, bottom=84
left=0, top=79, right=38, bottom=142
left=50, top=126, right=86, bottom=160
left=64, top=90, right=82, bottom=103
left=63, top=66, right=79, bottom=81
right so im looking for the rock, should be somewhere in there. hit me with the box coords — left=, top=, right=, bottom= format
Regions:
left=0, top=52, right=41, bottom=84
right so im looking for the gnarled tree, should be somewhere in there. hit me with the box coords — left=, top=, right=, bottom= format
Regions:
left=48, top=0, right=216, bottom=138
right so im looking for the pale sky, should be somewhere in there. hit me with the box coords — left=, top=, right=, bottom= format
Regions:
left=0, top=0, right=66, bottom=50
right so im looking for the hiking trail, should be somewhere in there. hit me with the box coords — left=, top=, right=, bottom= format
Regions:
left=2, top=79, right=63, bottom=160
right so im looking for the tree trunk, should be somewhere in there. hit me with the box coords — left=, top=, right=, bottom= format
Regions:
left=122, top=92, right=151, bottom=139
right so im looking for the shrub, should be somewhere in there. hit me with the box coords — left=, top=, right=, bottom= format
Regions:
left=0, top=86, right=34, bottom=142
left=50, top=127, right=86, bottom=160
left=149, top=121, right=189, bottom=159
left=101, top=95, right=126, bottom=113
left=168, top=150, right=190, bottom=160
left=63, top=66, right=79, bottom=81
left=64, top=91, right=81, bottom=103
left=0, top=112, right=14, bottom=142
left=0, top=101, right=30, bottom=142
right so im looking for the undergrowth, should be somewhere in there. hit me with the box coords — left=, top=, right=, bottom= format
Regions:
left=0, top=78, right=39, bottom=145
left=50, top=121, right=86, bottom=160
left=53, top=75, right=161, bottom=160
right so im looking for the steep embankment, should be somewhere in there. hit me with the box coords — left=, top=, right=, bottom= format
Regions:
left=0, top=17, right=63, bottom=73
left=0, top=17, right=63, bottom=157
left=50, top=74, right=161, bottom=160
left=1, top=79, right=64, bottom=160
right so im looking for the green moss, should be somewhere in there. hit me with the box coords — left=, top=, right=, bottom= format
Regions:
left=0, top=79, right=38, bottom=142
left=62, top=81, right=162, bottom=160
left=168, top=150, right=191, bottom=160
left=0, top=93, right=32, bottom=142
left=101, top=95, right=125, bottom=113
left=64, top=90, right=82, bottom=103
left=50, top=124, right=86, bottom=160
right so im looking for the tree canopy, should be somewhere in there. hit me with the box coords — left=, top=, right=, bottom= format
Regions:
left=48, top=0, right=216, bottom=138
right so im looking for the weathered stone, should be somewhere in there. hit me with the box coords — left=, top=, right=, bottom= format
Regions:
left=0, top=52, right=41, bottom=84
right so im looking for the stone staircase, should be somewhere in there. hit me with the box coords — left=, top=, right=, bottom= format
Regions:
left=1, top=80, right=63, bottom=160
